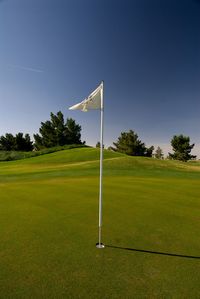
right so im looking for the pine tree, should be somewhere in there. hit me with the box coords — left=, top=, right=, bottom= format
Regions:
left=0, top=133, right=33, bottom=151
left=34, top=111, right=82, bottom=150
left=112, top=130, right=154, bottom=157
left=0, top=133, right=16, bottom=151
left=15, top=133, right=33, bottom=151
left=168, top=135, right=196, bottom=162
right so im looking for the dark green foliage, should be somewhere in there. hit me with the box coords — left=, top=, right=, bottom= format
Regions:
left=65, top=118, right=82, bottom=145
left=112, top=130, right=154, bottom=157
left=0, top=133, right=15, bottom=151
left=15, top=133, right=33, bottom=151
left=169, top=134, right=196, bottom=162
left=96, top=141, right=100, bottom=148
left=96, top=141, right=104, bottom=148
left=145, top=145, right=154, bottom=157
left=0, top=133, right=33, bottom=151
left=34, top=111, right=83, bottom=150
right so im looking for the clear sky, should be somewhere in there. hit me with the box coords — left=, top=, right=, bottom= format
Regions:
left=0, top=0, right=200, bottom=157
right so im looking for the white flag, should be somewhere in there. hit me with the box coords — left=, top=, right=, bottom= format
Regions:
left=69, top=83, right=103, bottom=112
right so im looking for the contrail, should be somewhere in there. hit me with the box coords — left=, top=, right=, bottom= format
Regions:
left=8, top=64, right=44, bottom=73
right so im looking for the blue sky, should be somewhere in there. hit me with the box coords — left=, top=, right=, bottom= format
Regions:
left=0, top=0, right=200, bottom=156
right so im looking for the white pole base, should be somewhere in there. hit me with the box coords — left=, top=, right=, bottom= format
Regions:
left=96, top=243, right=105, bottom=249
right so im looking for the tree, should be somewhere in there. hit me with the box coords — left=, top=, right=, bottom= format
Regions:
left=96, top=141, right=100, bottom=148
left=168, top=134, right=196, bottom=162
left=96, top=141, right=104, bottom=148
left=111, top=130, right=154, bottom=157
left=0, top=133, right=33, bottom=151
left=65, top=118, right=82, bottom=145
left=145, top=145, right=154, bottom=157
left=15, top=133, right=33, bottom=151
left=0, top=133, right=16, bottom=151
left=154, top=146, right=164, bottom=159
left=34, top=111, right=83, bottom=150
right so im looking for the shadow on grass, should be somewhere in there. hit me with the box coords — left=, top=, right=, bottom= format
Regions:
left=106, top=245, right=200, bottom=260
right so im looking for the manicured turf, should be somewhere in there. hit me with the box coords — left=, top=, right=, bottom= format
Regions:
left=0, top=148, right=200, bottom=298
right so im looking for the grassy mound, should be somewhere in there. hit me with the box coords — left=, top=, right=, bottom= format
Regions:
left=0, top=148, right=200, bottom=298
left=0, top=144, right=87, bottom=162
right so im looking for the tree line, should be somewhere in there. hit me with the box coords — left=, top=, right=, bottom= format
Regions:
left=0, top=111, right=197, bottom=162
left=0, top=111, right=83, bottom=152
left=106, top=130, right=196, bottom=162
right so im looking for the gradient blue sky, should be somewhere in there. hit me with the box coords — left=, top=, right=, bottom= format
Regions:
left=0, top=0, right=200, bottom=156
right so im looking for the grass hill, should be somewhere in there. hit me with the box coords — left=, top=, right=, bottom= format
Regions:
left=0, top=148, right=200, bottom=298
left=0, top=144, right=87, bottom=161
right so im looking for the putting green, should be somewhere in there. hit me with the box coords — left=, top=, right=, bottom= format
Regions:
left=0, top=148, right=200, bottom=298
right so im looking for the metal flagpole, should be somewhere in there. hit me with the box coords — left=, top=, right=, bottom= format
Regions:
left=96, top=81, right=105, bottom=249
left=69, top=82, right=105, bottom=248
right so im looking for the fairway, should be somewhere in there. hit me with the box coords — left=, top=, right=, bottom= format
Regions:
left=0, top=148, right=200, bottom=298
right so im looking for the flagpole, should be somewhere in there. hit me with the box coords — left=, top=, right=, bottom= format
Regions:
left=69, top=81, right=105, bottom=249
left=96, top=81, right=105, bottom=249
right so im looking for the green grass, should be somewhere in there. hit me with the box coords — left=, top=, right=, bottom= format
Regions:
left=0, top=148, right=200, bottom=298
left=0, top=144, right=87, bottom=161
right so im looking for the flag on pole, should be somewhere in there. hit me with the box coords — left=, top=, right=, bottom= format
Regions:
left=69, top=83, right=103, bottom=112
left=69, top=81, right=105, bottom=249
